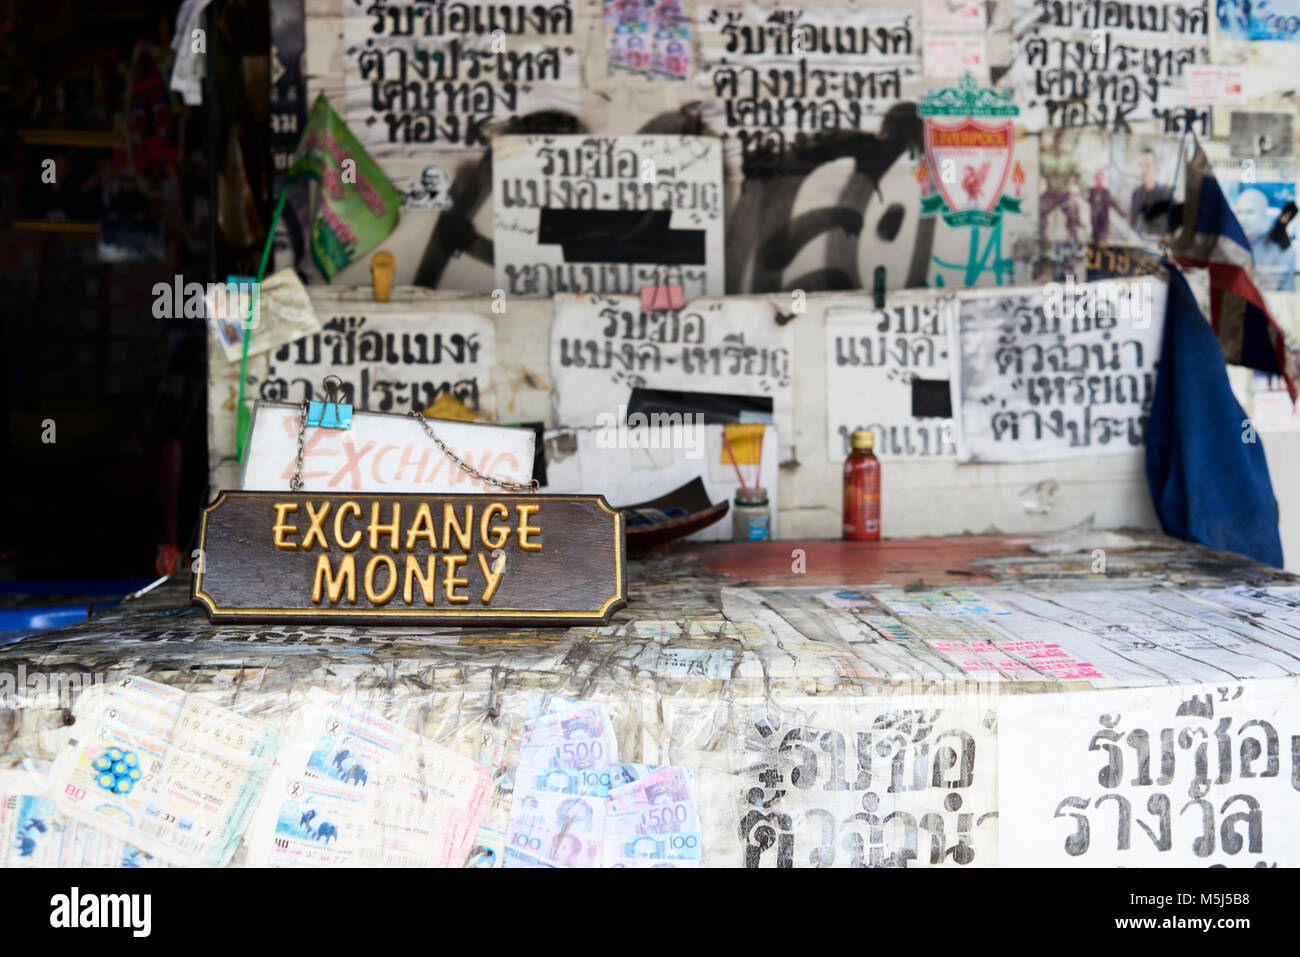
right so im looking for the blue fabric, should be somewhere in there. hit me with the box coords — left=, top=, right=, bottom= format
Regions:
left=1145, top=264, right=1284, bottom=567
left=1181, top=156, right=1290, bottom=382
left=1192, top=173, right=1252, bottom=253
left=1239, top=298, right=1288, bottom=377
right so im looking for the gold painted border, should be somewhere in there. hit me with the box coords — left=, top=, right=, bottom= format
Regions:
left=193, top=491, right=625, bottom=621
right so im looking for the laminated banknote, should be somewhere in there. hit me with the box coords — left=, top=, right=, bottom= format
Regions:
left=604, top=765, right=701, bottom=868
left=505, top=695, right=618, bottom=868
left=505, top=780, right=608, bottom=867
left=517, top=703, right=618, bottom=780
left=504, top=697, right=704, bottom=867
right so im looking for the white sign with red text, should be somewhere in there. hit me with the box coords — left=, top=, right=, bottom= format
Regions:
left=240, top=402, right=535, bottom=494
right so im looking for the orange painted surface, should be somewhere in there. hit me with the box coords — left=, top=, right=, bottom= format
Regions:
left=678, top=536, right=1034, bottom=586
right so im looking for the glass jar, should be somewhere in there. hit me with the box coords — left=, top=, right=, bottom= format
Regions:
left=732, top=487, right=771, bottom=541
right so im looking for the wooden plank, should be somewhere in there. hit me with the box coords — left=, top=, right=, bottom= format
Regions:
left=193, top=492, right=625, bottom=625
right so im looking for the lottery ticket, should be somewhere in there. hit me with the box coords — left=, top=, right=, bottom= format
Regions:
left=249, top=690, right=492, bottom=868
left=0, top=771, right=167, bottom=868
left=292, top=689, right=407, bottom=790
left=379, top=740, right=493, bottom=867
left=251, top=774, right=370, bottom=867
left=464, top=724, right=512, bottom=868
left=48, top=676, right=279, bottom=867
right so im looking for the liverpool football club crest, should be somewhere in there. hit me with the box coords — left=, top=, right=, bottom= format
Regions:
left=925, top=118, right=1015, bottom=223
left=917, top=73, right=1025, bottom=285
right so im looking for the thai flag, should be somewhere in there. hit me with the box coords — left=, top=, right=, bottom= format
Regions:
left=1166, top=144, right=1298, bottom=402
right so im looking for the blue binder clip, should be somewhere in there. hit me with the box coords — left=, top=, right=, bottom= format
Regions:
left=306, top=376, right=353, bottom=429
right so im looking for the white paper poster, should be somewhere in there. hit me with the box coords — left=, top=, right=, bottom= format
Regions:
left=1000, top=677, right=1300, bottom=866
left=696, top=4, right=920, bottom=138
left=824, top=296, right=957, bottom=461
left=341, top=0, right=584, bottom=152
left=922, top=34, right=987, bottom=77
left=1010, top=0, right=1211, bottom=134
left=256, top=310, right=497, bottom=417
left=493, top=135, right=726, bottom=298
left=550, top=294, right=793, bottom=453
left=923, top=0, right=986, bottom=30
left=1186, top=65, right=1247, bottom=104
left=950, top=277, right=1165, bottom=463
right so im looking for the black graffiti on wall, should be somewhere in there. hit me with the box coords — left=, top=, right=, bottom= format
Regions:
left=413, top=110, right=586, bottom=287
left=727, top=104, right=934, bottom=293
left=412, top=105, right=935, bottom=296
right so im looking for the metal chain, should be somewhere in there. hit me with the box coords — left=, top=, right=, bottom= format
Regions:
left=289, top=384, right=536, bottom=492
left=289, top=398, right=309, bottom=491
left=407, top=410, right=539, bottom=492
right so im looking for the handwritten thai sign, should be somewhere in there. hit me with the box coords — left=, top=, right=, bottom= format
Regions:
left=737, top=695, right=998, bottom=868
left=240, top=402, right=535, bottom=494
left=1000, top=678, right=1300, bottom=866
left=549, top=294, right=793, bottom=454
left=696, top=3, right=919, bottom=145
left=824, top=296, right=957, bottom=462
left=949, top=277, right=1165, bottom=462
left=1010, top=0, right=1211, bottom=135
left=492, top=134, right=726, bottom=298
left=257, top=309, right=495, bottom=416
left=193, top=492, right=626, bottom=625
left=341, top=0, right=583, bottom=151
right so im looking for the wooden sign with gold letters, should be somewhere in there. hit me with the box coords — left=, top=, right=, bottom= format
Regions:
left=192, top=492, right=626, bottom=625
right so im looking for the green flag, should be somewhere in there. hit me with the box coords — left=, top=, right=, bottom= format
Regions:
left=290, top=95, right=401, bottom=279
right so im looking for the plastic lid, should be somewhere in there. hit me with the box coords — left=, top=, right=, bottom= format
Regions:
left=735, top=487, right=769, bottom=506
left=850, top=430, right=875, bottom=450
